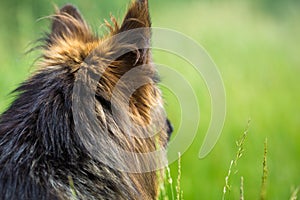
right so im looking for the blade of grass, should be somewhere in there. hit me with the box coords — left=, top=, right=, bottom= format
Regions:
left=176, top=152, right=182, bottom=200
left=240, top=176, right=244, bottom=200
left=290, top=186, right=299, bottom=200
left=167, top=165, right=175, bottom=200
left=260, top=138, right=268, bottom=200
left=223, top=160, right=234, bottom=200
left=68, top=175, right=78, bottom=200
left=158, top=164, right=168, bottom=200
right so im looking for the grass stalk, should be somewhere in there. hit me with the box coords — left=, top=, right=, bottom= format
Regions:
left=260, top=138, right=268, bottom=200
left=222, top=119, right=251, bottom=200
left=240, top=176, right=244, bottom=200
left=68, top=175, right=78, bottom=200
left=167, top=166, right=175, bottom=200
left=176, top=152, right=182, bottom=200
left=290, top=186, right=299, bottom=200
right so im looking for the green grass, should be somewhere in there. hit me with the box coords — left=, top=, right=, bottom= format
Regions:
left=1, top=0, right=300, bottom=199
left=260, top=139, right=268, bottom=200
left=222, top=120, right=250, bottom=200
left=152, top=2, right=300, bottom=199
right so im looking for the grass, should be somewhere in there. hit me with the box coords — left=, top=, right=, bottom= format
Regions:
left=222, top=121, right=250, bottom=200
left=159, top=152, right=182, bottom=200
left=175, top=152, right=183, bottom=200
left=68, top=175, right=78, bottom=200
left=240, top=177, right=244, bottom=200
left=153, top=1, right=300, bottom=199
left=1, top=0, right=300, bottom=199
left=260, top=139, right=268, bottom=200
left=290, top=187, right=299, bottom=200
left=161, top=124, right=280, bottom=200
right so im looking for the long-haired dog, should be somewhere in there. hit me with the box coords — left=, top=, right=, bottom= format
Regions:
left=0, top=0, right=172, bottom=199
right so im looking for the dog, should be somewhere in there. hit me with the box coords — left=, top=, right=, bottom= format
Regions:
left=0, top=0, right=172, bottom=199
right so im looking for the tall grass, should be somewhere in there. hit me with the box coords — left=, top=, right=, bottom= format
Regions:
left=159, top=152, right=183, bottom=200
left=161, top=121, right=299, bottom=200
left=222, top=120, right=250, bottom=200
left=175, top=152, right=183, bottom=200
left=260, top=139, right=268, bottom=200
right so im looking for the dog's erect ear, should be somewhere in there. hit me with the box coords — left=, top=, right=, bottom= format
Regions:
left=119, top=0, right=151, bottom=32
left=42, top=5, right=96, bottom=67
left=50, top=4, right=92, bottom=41
left=109, top=0, right=151, bottom=66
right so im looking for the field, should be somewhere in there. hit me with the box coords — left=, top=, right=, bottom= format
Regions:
left=0, top=0, right=299, bottom=199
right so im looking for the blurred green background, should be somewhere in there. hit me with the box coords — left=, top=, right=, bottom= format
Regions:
left=0, top=0, right=299, bottom=199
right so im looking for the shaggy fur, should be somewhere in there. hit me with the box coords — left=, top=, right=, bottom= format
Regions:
left=0, top=0, right=172, bottom=199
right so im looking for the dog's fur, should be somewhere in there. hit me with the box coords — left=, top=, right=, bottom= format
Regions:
left=0, top=0, right=171, bottom=199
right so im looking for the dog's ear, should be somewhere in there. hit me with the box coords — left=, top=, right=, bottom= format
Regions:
left=42, top=4, right=96, bottom=68
left=50, top=4, right=93, bottom=42
left=108, top=0, right=151, bottom=67
left=105, top=0, right=156, bottom=125
left=119, top=0, right=151, bottom=32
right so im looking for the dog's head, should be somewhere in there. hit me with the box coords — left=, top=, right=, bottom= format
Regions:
left=39, top=0, right=172, bottom=198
